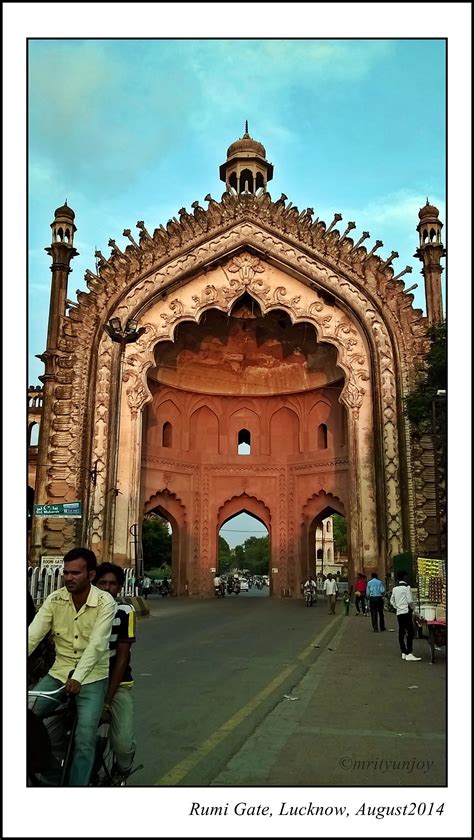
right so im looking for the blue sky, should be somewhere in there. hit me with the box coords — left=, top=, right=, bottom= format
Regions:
left=28, top=38, right=446, bottom=385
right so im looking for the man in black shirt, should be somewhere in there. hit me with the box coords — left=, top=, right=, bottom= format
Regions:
left=95, top=563, right=136, bottom=784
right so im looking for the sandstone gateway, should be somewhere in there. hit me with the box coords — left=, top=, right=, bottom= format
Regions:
left=29, top=127, right=445, bottom=595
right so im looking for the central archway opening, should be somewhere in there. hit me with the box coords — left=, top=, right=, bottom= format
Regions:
left=218, top=511, right=270, bottom=597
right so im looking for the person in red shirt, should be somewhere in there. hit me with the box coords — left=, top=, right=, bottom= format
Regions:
left=354, top=573, right=368, bottom=616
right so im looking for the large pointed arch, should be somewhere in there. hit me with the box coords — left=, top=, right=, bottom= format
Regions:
left=33, top=189, right=429, bottom=586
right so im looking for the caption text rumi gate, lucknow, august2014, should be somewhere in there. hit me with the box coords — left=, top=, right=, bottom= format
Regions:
left=188, top=801, right=445, bottom=819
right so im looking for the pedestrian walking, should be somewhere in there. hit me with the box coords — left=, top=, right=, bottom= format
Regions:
left=323, top=573, right=338, bottom=614
left=142, top=575, right=152, bottom=600
left=366, top=572, right=386, bottom=632
left=354, top=573, right=367, bottom=616
left=390, top=571, right=421, bottom=661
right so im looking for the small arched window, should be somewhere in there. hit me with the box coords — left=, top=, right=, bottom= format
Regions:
left=29, top=422, right=40, bottom=446
left=238, top=428, right=251, bottom=455
left=229, top=172, right=237, bottom=191
left=162, top=422, right=172, bottom=448
left=316, top=549, right=323, bottom=560
left=255, top=172, right=264, bottom=190
left=326, top=520, right=331, bottom=533
left=318, top=423, right=328, bottom=449
left=239, top=169, right=254, bottom=193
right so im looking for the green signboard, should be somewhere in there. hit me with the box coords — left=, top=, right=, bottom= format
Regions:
left=34, top=502, right=82, bottom=518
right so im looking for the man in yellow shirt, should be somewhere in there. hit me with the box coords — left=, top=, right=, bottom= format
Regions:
left=28, top=547, right=116, bottom=785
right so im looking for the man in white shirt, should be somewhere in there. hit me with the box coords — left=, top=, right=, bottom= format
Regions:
left=303, top=576, right=317, bottom=605
left=323, top=573, right=338, bottom=614
left=390, top=571, right=421, bottom=661
left=142, top=575, right=152, bottom=599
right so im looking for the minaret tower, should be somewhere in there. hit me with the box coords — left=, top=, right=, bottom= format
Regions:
left=43, top=201, right=79, bottom=358
left=414, top=199, right=445, bottom=325
left=30, top=202, right=79, bottom=563
left=220, top=121, right=273, bottom=194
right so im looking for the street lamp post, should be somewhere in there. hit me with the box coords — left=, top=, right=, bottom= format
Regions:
left=104, top=317, right=145, bottom=567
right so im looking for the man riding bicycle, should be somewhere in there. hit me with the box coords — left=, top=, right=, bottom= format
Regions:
left=95, top=562, right=137, bottom=785
left=28, top=548, right=116, bottom=786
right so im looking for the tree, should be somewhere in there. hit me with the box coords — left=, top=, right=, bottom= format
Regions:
left=142, top=516, right=172, bottom=571
left=234, top=544, right=246, bottom=569
left=242, top=535, right=269, bottom=575
left=218, top=536, right=232, bottom=573
left=405, top=321, right=446, bottom=433
left=332, top=515, right=347, bottom=551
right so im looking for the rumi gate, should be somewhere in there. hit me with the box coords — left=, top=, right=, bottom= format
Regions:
left=29, top=126, right=445, bottom=596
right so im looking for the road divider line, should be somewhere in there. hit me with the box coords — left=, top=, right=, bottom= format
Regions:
left=156, top=615, right=341, bottom=785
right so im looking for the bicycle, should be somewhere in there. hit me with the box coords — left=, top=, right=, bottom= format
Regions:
left=28, top=685, right=143, bottom=786
left=28, top=685, right=76, bottom=786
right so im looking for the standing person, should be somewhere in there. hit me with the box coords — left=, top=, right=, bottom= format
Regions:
left=354, top=573, right=367, bottom=616
left=95, top=563, right=137, bottom=783
left=28, top=548, right=116, bottom=786
left=343, top=587, right=352, bottom=616
left=366, top=572, right=386, bottom=632
left=142, top=574, right=152, bottom=600
left=390, top=571, right=421, bottom=661
left=323, top=573, right=338, bottom=614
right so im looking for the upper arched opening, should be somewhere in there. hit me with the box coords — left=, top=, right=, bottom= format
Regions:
left=147, top=305, right=345, bottom=397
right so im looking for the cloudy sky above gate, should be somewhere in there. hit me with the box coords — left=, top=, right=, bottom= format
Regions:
left=28, top=37, right=446, bottom=384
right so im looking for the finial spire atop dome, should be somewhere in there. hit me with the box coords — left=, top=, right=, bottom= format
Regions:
left=220, top=125, right=273, bottom=194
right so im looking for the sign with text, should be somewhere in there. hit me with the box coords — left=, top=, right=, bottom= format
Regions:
left=34, top=502, right=82, bottom=518
left=40, top=556, right=64, bottom=575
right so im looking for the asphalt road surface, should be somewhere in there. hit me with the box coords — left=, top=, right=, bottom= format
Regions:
left=130, top=592, right=338, bottom=785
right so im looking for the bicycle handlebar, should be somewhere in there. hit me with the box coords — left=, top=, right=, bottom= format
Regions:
left=28, top=686, right=66, bottom=698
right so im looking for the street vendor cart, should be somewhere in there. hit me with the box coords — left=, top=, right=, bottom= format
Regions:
left=414, top=557, right=446, bottom=662
left=414, top=617, right=447, bottom=663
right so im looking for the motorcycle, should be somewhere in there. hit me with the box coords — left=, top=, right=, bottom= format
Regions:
left=214, top=582, right=226, bottom=597
left=304, top=587, right=316, bottom=607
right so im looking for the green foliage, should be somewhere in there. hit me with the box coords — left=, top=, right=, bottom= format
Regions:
left=332, top=515, right=347, bottom=550
left=405, top=322, right=446, bottom=433
left=142, top=517, right=172, bottom=571
left=234, top=544, right=246, bottom=567
left=218, top=536, right=232, bottom=573
left=242, top=535, right=269, bottom=575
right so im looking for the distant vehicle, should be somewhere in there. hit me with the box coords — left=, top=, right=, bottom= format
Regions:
left=263, top=576, right=270, bottom=587
left=239, top=579, right=249, bottom=591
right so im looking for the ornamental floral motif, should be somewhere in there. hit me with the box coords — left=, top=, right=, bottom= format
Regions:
left=227, top=253, right=265, bottom=285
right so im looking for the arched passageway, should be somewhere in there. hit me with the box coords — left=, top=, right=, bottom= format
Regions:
left=143, top=491, right=187, bottom=595
left=218, top=510, right=270, bottom=597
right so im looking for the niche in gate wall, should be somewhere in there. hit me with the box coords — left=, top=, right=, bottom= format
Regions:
left=308, top=399, right=336, bottom=451
left=189, top=405, right=220, bottom=453
left=228, top=407, right=261, bottom=456
left=269, top=406, right=300, bottom=455
left=144, top=397, right=181, bottom=452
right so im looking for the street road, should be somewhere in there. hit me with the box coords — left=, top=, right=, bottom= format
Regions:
left=130, top=592, right=339, bottom=785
